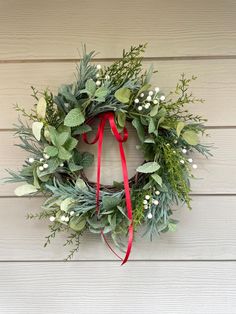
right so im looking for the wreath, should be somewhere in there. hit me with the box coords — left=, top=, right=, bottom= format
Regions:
left=5, top=44, right=211, bottom=263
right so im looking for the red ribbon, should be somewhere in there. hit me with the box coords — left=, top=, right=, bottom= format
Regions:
left=82, top=112, right=133, bottom=265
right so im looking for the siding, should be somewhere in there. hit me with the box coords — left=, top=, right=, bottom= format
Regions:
left=0, top=0, right=236, bottom=313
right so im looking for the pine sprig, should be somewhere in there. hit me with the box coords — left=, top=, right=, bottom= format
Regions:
left=103, top=44, right=147, bottom=86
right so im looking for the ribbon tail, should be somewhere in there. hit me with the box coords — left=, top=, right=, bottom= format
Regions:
left=118, top=141, right=133, bottom=265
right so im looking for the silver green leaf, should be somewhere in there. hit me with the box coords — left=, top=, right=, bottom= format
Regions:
left=64, top=108, right=85, bottom=127
left=114, top=87, right=131, bottom=104
left=182, top=130, right=199, bottom=145
left=136, top=162, right=160, bottom=173
left=14, top=183, right=38, bottom=196
left=176, top=121, right=185, bottom=137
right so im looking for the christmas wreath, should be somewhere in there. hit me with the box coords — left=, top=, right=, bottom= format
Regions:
left=5, top=44, right=211, bottom=264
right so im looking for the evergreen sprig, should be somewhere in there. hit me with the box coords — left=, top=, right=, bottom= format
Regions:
left=4, top=44, right=211, bottom=260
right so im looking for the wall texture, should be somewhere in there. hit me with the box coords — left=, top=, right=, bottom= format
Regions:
left=0, top=0, right=236, bottom=313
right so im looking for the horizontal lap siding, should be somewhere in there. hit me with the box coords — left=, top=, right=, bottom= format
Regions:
left=0, top=0, right=235, bottom=312
left=0, top=262, right=235, bottom=314
left=0, top=0, right=236, bottom=59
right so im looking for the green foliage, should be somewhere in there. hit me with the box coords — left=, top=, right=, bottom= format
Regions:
left=7, top=44, right=212, bottom=260
left=182, top=130, right=199, bottom=145
left=64, top=108, right=85, bottom=127
left=137, top=162, right=160, bottom=174
left=45, top=125, right=78, bottom=161
left=114, top=87, right=131, bottom=104
left=102, top=44, right=147, bottom=86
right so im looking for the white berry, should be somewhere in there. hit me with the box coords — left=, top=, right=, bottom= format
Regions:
left=155, top=190, right=160, bottom=195
left=149, top=91, right=154, bottom=96
left=64, top=216, right=69, bottom=222
left=140, top=93, right=144, bottom=97
left=40, top=158, right=44, bottom=162
left=144, top=103, right=150, bottom=109
left=60, top=215, right=66, bottom=222
left=96, top=80, right=101, bottom=86
left=96, top=64, right=101, bottom=70
left=96, top=73, right=100, bottom=78
left=153, top=199, right=159, bottom=206
left=28, top=157, right=35, bottom=163
left=188, top=158, right=193, bottom=163
left=134, top=98, right=139, bottom=104
left=43, top=153, right=50, bottom=160
left=105, top=75, right=110, bottom=80
left=144, top=205, right=148, bottom=210
left=192, top=164, right=198, bottom=169
left=155, top=87, right=160, bottom=93
left=147, top=212, right=153, bottom=219
left=39, top=166, right=44, bottom=171
left=153, top=99, right=158, bottom=104
left=70, top=211, right=75, bottom=216
left=174, top=140, right=178, bottom=144
left=146, top=95, right=152, bottom=101
left=49, top=216, right=55, bottom=222
left=43, top=163, right=48, bottom=169
left=182, top=148, right=187, bottom=154
left=160, top=95, right=166, bottom=101
left=180, top=159, right=185, bottom=164
left=60, top=163, right=64, bottom=167
left=143, top=200, right=148, bottom=205
left=138, top=106, right=143, bottom=111
left=145, top=195, right=150, bottom=200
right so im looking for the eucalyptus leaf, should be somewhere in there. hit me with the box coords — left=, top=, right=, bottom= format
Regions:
left=85, top=79, right=96, bottom=95
left=75, top=178, right=87, bottom=190
left=14, top=183, right=38, bottom=196
left=47, top=126, right=58, bottom=146
left=151, top=173, right=162, bottom=186
left=117, top=112, right=126, bottom=128
left=64, top=137, right=78, bottom=151
left=95, top=86, right=109, bottom=99
left=32, top=121, right=43, bottom=141
left=157, top=108, right=167, bottom=118
left=58, top=131, right=70, bottom=146
left=64, top=108, right=85, bottom=127
left=72, top=124, right=92, bottom=135
left=150, top=104, right=159, bottom=117
left=182, top=130, right=199, bottom=145
left=114, top=87, right=131, bottom=104
left=148, top=118, right=155, bottom=134
left=44, top=146, right=58, bottom=157
left=176, top=121, right=185, bottom=137
left=36, top=97, right=47, bottom=119
left=80, top=152, right=94, bottom=168
left=138, top=83, right=151, bottom=95
left=60, top=198, right=74, bottom=212
left=132, top=118, right=145, bottom=142
left=69, top=216, right=86, bottom=232
left=68, top=160, right=83, bottom=172
left=137, top=162, right=160, bottom=173
left=102, top=195, right=121, bottom=211
left=58, top=147, right=72, bottom=160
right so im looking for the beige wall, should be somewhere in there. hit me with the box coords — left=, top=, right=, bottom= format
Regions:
left=0, top=0, right=236, bottom=313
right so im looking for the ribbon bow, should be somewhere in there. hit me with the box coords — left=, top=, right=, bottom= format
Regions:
left=82, top=112, right=133, bottom=265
